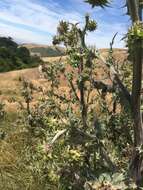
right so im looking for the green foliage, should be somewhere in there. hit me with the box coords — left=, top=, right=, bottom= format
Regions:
left=0, top=37, right=17, bottom=50
left=53, top=15, right=97, bottom=48
left=0, top=14, right=138, bottom=190
left=127, top=22, right=143, bottom=57
left=86, top=19, right=97, bottom=31
left=0, top=37, right=42, bottom=72
left=84, top=173, right=137, bottom=190
left=13, top=15, right=133, bottom=189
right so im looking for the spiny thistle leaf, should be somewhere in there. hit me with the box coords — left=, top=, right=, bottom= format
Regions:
left=85, top=0, right=110, bottom=8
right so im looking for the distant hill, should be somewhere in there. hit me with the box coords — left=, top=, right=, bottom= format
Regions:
left=0, top=37, right=42, bottom=73
left=21, top=43, right=65, bottom=57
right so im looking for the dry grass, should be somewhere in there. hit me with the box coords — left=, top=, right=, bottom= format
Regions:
left=41, top=55, right=67, bottom=62
left=0, top=49, right=127, bottom=112
left=0, top=49, right=127, bottom=189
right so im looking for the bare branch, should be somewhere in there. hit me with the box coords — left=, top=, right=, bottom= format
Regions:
left=92, top=79, right=115, bottom=93
left=96, top=53, right=132, bottom=105
left=68, top=79, right=80, bottom=103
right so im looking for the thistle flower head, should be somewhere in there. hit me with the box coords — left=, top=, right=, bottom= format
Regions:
left=87, top=20, right=97, bottom=31
left=57, top=21, right=69, bottom=35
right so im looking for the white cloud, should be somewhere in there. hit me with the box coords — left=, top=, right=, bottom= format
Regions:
left=0, top=0, right=82, bottom=34
left=0, top=22, right=52, bottom=45
left=0, top=0, right=129, bottom=47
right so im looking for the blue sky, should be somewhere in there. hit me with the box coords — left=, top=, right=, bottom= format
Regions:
left=0, top=0, right=131, bottom=48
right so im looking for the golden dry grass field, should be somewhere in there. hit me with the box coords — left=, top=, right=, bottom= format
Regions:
left=0, top=49, right=127, bottom=112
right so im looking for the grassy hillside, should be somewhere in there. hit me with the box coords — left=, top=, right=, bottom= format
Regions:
left=0, top=49, right=127, bottom=112
left=21, top=43, right=65, bottom=57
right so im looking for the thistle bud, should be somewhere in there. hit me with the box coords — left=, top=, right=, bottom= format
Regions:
left=87, top=20, right=97, bottom=31
left=52, top=36, right=60, bottom=45
left=57, top=21, right=69, bottom=35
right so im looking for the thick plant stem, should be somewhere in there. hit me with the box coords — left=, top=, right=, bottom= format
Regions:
left=127, top=0, right=143, bottom=185
left=127, top=0, right=139, bottom=22
left=129, top=39, right=143, bottom=185
left=79, top=58, right=87, bottom=130
left=132, top=40, right=143, bottom=150
left=79, top=29, right=88, bottom=130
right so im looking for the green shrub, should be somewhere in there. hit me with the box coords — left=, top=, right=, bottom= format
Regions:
left=0, top=37, right=42, bottom=73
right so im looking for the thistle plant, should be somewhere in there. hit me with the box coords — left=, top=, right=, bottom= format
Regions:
left=21, top=78, right=34, bottom=114
left=85, top=0, right=143, bottom=186
left=53, top=15, right=97, bottom=130
left=16, top=14, right=135, bottom=190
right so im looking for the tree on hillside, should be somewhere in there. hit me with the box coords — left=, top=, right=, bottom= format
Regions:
left=0, top=37, right=42, bottom=72
left=0, top=37, right=17, bottom=50
left=85, top=0, right=143, bottom=186
left=17, top=47, right=31, bottom=64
